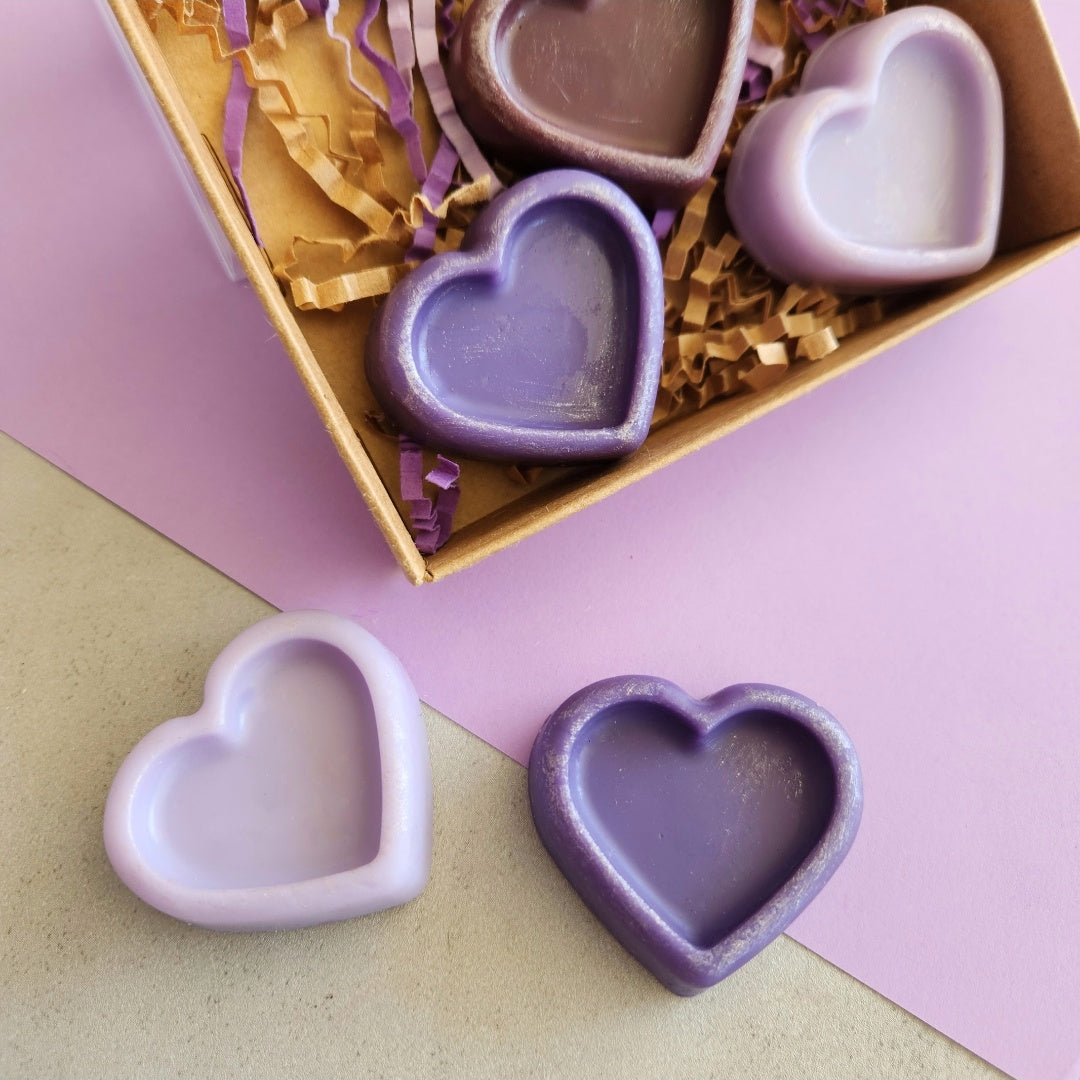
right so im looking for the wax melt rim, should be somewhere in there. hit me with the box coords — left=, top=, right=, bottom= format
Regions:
left=449, top=0, right=757, bottom=206
left=103, top=610, right=432, bottom=931
left=528, top=676, right=863, bottom=994
left=725, top=4, right=1005, bottom=291
left=366, top=168, right=665, bottom=463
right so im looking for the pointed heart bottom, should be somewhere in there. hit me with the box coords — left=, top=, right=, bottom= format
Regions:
left=573, top=703, right=835, bottom=948
left=500, top=0, right=732, bottom=156
left=418, top=203, right=639, bottom=430
left=807, top=36, right=987, bottom=249
left=134, top=640, right=383, bottom=890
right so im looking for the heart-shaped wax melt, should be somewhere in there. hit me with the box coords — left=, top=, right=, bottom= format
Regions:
left=725, top=6, right=1004, bottom=291
left=366, top=169, right=664, bottom=462
left=447, top=0, right=755, bottom=206
left=104, top=612, right=431, bottom=930
left=529, top=678, right=862, bottom=994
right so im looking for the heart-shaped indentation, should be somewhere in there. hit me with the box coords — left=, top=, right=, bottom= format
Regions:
left=448, top=0, right=755, bottom=206
left=529, top=678, right=862, bottom=994
left=499, top=0, right=729, bottom=157
left=366, top=170, right=664, bottom=462
left=104, top=612, right=431, bottom=930
left=725, top=7, right=1004, bottom=291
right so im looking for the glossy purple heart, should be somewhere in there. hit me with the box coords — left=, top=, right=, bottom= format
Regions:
left=529, top=677, right=862, bottom=994
left=366, top=170, right=664, bottom=462
left=448, top=0, right=755, bottom=206
left=104, top=611, right=432, bottom=931
left=726, top=6, right=1004, bottom=291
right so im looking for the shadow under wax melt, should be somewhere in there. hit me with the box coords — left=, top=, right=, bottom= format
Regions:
left=725, top=5, right=1005, bottom=292
left=103, top=611, right=432, bottom=931
left=529, top=677, right=862, bottom=995
left=366, top=169, right=664, bottom=463
left=447, top=0, right=755, bottom=207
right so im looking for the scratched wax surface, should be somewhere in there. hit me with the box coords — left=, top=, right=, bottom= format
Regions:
left=575, top=706, right=834, bottom=947
left=421, top=206, right=634, bottom=426
left=500, top=0, right=732, bottom=155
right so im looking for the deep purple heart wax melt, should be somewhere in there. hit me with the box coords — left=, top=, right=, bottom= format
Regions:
left=725, top=6, right=1004, bottom=292
left=529, top=678, right=862, bottom=995
left=103, top=611, right=432, bottom=931
left=366, top=169, right=664, bottom=462
left=448, top=0, right=755, bottom=207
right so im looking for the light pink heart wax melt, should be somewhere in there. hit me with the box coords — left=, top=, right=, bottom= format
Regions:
left=725, top=6, right=1005, bottom=292
left=103, top=611, right=431, bottom=931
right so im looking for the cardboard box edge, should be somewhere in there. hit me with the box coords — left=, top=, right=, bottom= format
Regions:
left=426, top=228, right=1080, bottom=580
left=105, top=0, right=428, bottom=586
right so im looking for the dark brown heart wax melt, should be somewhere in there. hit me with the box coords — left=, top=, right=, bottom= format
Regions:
left=448, top=0, right=755, bottom=207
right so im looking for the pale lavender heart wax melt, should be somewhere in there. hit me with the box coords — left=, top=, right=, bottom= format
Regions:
left=726, top=5, right=1005, bottom=292
left=529, top=678, right=863, bottom=995
left=103, top=611, right=432, bottom=931
left=366, top=169, right=664, bottom=463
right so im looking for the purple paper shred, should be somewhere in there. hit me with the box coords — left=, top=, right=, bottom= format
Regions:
left=651, top=208, right=677, bottom=242
left=740, top=60, right=773, bottom=104
left=399, top=437, right=461, bottom=555
left=221, top=0, right=262, bottom=245
left=437, top=0, right=458, bottom=45
left=355, top=0, right=428, bottom=183
left=399, top=437, right=426, bottom=501
left=426, top=455, right=461, bottom=491
left=407, top=134, right=460, bottom=260
left=386, top=0, right=417, bottom=97
left=790, top=0, right=867, bottom=49
left=413, top=0, right=501, bottom=190
left=431, top=482, right=461, bottom=548
left=741, top=32, right=789, bottom=103
left=317, top=0, right=419, bottom=157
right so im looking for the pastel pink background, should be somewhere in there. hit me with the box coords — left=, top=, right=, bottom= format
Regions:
left=2, top=6, right=1078, bottom=1080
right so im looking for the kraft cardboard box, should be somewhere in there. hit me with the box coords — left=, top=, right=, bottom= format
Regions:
left=106, top=0, right=1080, bottom=584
